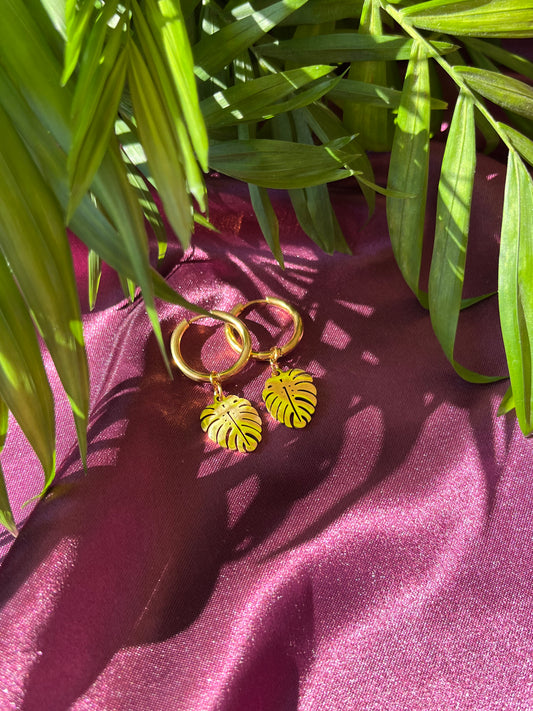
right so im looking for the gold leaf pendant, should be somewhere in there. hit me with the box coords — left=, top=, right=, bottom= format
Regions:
left=262, top=368, right=317, bottom=428
left=200, top=394, right=262, bottom=452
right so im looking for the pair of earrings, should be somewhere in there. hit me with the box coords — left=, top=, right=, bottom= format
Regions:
left=170, top=297, right=317, bottom=453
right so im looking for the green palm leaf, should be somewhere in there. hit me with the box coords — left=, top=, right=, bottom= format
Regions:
left=145, top=0, right=209, bottom=172
left=0, top=102, right=89, bottom=473
left=0, top=251, right=56, bottom=487
left=428, top=90, right=501, bottom=382
left=401, top=0, right=533, bottom=38
left=0, top=399, right=17, bottom=537
left=209, top=137, right=359, bottom=188
left=193, top=0, right=310, bottom=80
left=257, top=34, right=456, bottom=65
left=498, top=151, right=533, bottom=434
left=386, top=39, right=430, bottom=306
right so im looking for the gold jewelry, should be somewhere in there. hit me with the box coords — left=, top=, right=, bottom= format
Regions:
left=226, top=297, right=317, bottom=428
left=171, top=311, right=262, bottom=452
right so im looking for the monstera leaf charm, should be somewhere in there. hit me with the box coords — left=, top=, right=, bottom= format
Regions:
left=262, top=368, right=317, bottom=428
left=200, top=394, right=262, bottom=452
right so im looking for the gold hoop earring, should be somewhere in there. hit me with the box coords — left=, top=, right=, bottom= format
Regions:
left=225, top=297, right=317, bottom=429
left=171, top=311, right=262, bottom=453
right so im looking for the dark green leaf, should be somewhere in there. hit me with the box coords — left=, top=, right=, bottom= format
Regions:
left=290, top=109, right=351, bottom=253
left=257, top=34, right=456, bottom=65
left=250, top=185, right=284, bottom=266
left=498, top=151, right=533, bottom=434
left=303, top=102, right=376, bottom=217
left=386, top=40, right=430, bottom=305
left=209, top=138, right=359, bottom=188
left=330, top=78, right=447, bottom=109
left=463, top=38, right=533, bottom=82
left=279, top=0, right=364, bottom=24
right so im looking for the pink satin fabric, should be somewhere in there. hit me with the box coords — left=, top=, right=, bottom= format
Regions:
left=0, top=149, right=532, bottom=710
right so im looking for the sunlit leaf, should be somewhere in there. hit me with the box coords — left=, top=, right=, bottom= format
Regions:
left=193, top=0, right=310, bottom=80
left=209, top=137, right=359, bottom=188
left=40, top=0, right=67, bottom=39
left=428, top=90, right=501, bottom=382
left=454, top=66, right=533, bottom=120
left=201, top=65, right=337, bottom=128
left=498, top=123, right=533, bottom=167
left=386, top=40, right=430, bottom=305
left=68, top=43, right=128, bottom=219
left=63, top=0, right=96, bottom=85
left=400, top=0, right=533, bottom=38
left=497, top=385, right=515, bottom=416
left=0, top=250, right=56, bottom=485
left=70, top=0, right=122, bottom=121
left=95, top=142, right=171, bottom=372
left=0, top=103, right=88, bottom=476
left=131, top=1, right=206, bottom=211
left=88, top=249, right=102, bottom=310
left=128, top=40, right=193, bottom=247
left=498, top=151, right=533, bottom=435
left=0, top=0, right=72, bottom=149
left=145, top=0, right=209, bottom=171
left=123, top=153, right=169, bottom=260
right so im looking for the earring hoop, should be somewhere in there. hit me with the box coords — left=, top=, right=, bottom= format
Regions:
left=171, top=310, right=252, bottom=382
left=170, top=311, right=262, bottom=453
left=225, top=296, right=303, bottom=360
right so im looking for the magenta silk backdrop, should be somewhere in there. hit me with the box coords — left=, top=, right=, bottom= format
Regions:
left=0, top=148, right=532, bottom=711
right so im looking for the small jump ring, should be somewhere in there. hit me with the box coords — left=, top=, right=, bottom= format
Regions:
left=171, top=310, right=252, bottom=382
left=225, top=296, right=303, bottom=361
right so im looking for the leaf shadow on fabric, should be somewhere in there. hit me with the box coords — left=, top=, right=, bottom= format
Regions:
left=0, top=160, right=517, bottom=710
